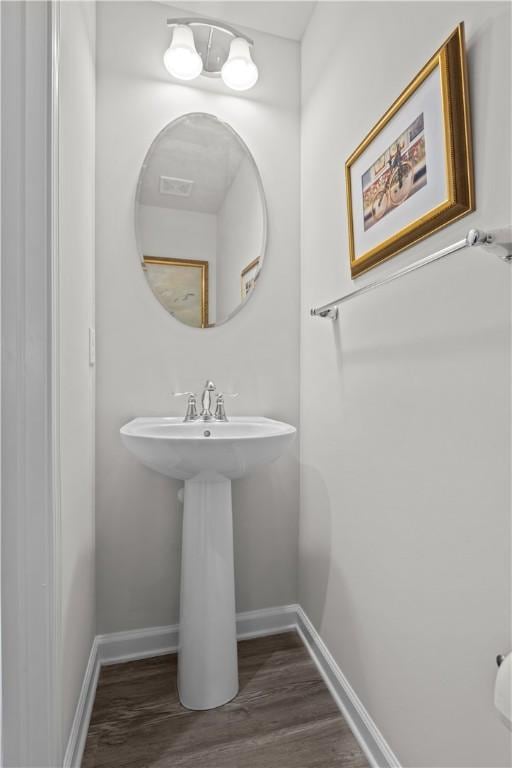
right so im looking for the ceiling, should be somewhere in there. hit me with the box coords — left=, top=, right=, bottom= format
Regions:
left=138, top=114, right=247, bottom=213
left=162, top=1, right=316, bottom=41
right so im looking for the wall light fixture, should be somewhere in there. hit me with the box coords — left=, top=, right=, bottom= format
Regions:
left=163, top=24, right=203, bottom=81
left=164, top=18, right=259, bottom=92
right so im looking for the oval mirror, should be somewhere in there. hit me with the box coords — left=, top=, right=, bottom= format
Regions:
left=135, top=113, right=267, bottom=328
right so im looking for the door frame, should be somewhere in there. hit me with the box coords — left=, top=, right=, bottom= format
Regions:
left=1, top=1, right=62, bottom=764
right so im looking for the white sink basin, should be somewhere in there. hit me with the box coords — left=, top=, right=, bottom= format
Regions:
left=120, top=416, right=296, bottom=480
left=120, top=414, right=296, bottom=712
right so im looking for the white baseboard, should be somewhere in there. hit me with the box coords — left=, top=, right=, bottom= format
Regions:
left=236, top=603, right=299, bottom=640
left=97, top=623, right=179, bottom=665
left=64, top=604, right=400, bottom=768
left=96, top=603, right=299, bottom=666
left=62, top=637, right=100, bottom=768
left=296, top=606, right=400, bottom=768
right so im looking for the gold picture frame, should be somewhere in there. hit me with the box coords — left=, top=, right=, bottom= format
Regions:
left=346, top=23, right=474, bottom=278
left=143, top=256, right=209, bottom=328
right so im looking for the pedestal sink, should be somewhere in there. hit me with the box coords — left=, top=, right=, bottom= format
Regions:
left=120, top=416, right=296, bottom=710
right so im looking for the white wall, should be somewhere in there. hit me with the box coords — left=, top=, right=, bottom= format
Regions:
left=300, top=3, right=511, bottom=767
left=58, top=1, right=96, bottom=756
left=138, top=204, right=217, bottom=323
left=217, top=157, right=264, bottom=320
left=96, top=2, right=300, bottom=634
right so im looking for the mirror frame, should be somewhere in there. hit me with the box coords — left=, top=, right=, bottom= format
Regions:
left=134, top=112, right=268, bottom=329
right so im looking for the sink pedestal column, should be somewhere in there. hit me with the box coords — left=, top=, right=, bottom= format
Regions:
left=178, top=477, right=239, bottom=710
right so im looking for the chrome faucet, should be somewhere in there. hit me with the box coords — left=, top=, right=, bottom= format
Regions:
left=200, top=380, right=216, bottom=421
left=172, top=381, right=238, bottom=422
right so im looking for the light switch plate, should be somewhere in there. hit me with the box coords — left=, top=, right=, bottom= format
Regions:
left=89, top=327, right=96, bottom=366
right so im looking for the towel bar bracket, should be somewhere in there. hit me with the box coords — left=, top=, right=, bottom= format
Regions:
left=481, top=227, right=512, bottom=262
left=318, top=307, right=339, bottom=320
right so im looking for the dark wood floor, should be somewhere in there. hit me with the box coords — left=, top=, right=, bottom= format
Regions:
left=82, top=631, right=369, bottom=768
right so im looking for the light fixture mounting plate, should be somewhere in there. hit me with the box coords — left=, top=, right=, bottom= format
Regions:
left=166, top=18, right=254, bottom=78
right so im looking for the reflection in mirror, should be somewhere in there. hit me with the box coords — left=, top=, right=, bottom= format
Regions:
left=135, top=113, right=267, bottom=328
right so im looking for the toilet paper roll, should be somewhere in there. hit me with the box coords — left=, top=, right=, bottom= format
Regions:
left=494, top=652, right=512, bottom=728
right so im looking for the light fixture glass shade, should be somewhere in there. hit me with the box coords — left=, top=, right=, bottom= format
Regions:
left=221, top=37, right=258, bottom=91
left=164, top=25, right=203, bottom=81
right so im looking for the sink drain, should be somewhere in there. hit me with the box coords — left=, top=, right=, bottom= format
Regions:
left=203, top=430, right=211, bottom=437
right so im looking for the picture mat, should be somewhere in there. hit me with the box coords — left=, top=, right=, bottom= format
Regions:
left=350, top=66, right=447, bottom=258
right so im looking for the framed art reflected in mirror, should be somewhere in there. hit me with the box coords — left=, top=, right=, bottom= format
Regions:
left=143, top=256, right=209, bottom=328
left=346, top=22, right=474, bottom=278
left=241, top=257, right=260, bottom=298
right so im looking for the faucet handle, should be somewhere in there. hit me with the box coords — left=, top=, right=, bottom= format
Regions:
left=214, top=393, right=227, bottom=422
left=214, top=392, right=238, bottom=422
left=171, top=392, right=198, bottom=422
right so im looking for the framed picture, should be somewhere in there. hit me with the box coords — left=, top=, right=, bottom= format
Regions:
left=241, top=257, right=260, bottom=298
left=346, top=23, right=474, bottom=278
left=143, top=256, right=209, bottom=328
